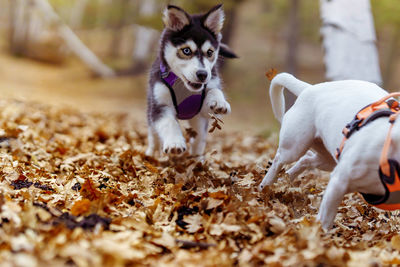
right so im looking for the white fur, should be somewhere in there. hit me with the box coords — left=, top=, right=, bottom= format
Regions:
left=146, top=82, right=187, bottom=156
left=201, top=41, right=219, bottom=82
left=202, top=77, right=231, bottom=116
left=258, top=73, right=400, bottom=229
left=188, top=115, right=209, bottom=157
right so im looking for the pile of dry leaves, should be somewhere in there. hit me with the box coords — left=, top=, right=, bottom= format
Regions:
left=0, top=99, right=400, bottom=267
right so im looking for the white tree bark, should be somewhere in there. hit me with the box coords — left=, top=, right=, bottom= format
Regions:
left=34, top=0, right=115, bottom=78
left=320, top=0, right=382, bottom=85
left=132, top=0, right=159, bottom=62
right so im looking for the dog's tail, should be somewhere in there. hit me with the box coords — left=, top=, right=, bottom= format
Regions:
left=269, top=73, right=311, bottom=123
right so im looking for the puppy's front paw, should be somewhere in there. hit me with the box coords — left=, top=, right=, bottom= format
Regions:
left=207, top=100, right=231, bottom=115
left=163, top=139, right=187, bottom=155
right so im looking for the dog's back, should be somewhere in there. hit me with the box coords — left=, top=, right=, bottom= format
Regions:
left=269, top=74, right=388, bottom=156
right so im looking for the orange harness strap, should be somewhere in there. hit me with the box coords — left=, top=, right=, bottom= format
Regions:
left=336, top=93, right=400, bottom=210
left=372, top=112, right=400, bottom=210
left=335, top=93, right=400, bottom=159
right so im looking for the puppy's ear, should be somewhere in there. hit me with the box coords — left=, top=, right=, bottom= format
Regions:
left=219, top=43, right=238, bottom=59
left=163, top=5, right=191, bottom=31
left=202, top=4, right=224, bottom=36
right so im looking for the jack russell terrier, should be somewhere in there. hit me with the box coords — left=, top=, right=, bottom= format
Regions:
left=259, top=72, right=400, bottom=229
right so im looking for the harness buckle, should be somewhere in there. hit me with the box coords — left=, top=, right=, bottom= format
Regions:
left=344, top=118, right=362, bottom=138
left=161, top=71, right=169, bottom=79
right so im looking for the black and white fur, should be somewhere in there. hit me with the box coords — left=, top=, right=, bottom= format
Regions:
left=146, top=4, right=236, bottom=158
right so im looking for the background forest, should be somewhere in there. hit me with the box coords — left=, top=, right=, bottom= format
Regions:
left=1, top=1, right=400, bottom=266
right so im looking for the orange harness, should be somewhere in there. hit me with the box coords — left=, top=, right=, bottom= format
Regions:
left=336, top=93, right=400, bottom=210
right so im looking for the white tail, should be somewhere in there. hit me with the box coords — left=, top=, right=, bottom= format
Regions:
left=269, top=73, right=311, bottom=123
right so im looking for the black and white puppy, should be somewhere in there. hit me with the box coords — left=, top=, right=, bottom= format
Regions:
left=146, top=4, right=236, bottom=158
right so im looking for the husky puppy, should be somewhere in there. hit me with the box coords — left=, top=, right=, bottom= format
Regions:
left=146, top=4, right=236, bottom=157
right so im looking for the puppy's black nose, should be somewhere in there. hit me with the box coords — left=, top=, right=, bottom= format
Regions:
left=196, top=70, right=208, bottom=82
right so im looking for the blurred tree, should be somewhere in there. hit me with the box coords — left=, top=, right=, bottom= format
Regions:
left=131, top=0, right=159, bottom=73
left=285, top=0, right=300, bottom=110
left=9, top=0, right=65, bottom=63
left=286, top=0, right=299, bottom=76
left=34, top=0, right=115, bottom=77
left=108, top=0, right=130, bottom=58
left=371, top=0, right=400, bottom=88
left=116, top=0, right=159, bottom=76
left=320, top=0, right=382, bottom=85
left=68, top=0, right=89, bottom=28
left=9, top=0, right=30, bottom=56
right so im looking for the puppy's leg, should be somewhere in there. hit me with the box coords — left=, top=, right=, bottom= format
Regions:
left=154, top=110, right=186, bottom=155
left=316, top=166, right=349, bottom=229
left=151, top=82, right=186, bottom=155
left=188, top=115, right=209, bottom=157
left=258, top=106, right=314, bottom=191
left=204, top=88, right=231, bottom=115
left=145, top=124, right=159, bottom=156
left=287, top=150, right=334, bottom=181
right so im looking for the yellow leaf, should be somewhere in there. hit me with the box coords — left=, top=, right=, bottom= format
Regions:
left=265, top=68, right=278, bottom=81
left=71, top=199, right=91, bottom=216
left=391, top=235, right=400, bottom=251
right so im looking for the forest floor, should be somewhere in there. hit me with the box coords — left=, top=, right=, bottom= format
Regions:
left=1, top=98, right=400, bottom=267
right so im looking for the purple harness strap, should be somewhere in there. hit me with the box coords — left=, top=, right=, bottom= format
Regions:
left=160, top=63, right=206, bottom=120
left=160, top=63, right=178, bottom=86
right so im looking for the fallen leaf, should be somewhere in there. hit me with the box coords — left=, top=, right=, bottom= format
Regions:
left=71, top=199, right=91, bottom=216
left=183, top=214, right=203, bottom=233
left=206, top=198, right=224, bottom=210
left=392, top=235, right=400, bottom=251
left=265, top=68, right=278, bottom=81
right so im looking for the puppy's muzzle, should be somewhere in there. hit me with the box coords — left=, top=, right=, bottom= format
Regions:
left=196, top=70, right=208, bottom=82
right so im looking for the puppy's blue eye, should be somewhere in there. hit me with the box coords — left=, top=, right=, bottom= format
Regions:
left=207, top=49, right=214, bottom=57
left=182, top=47, right=192, bottom=56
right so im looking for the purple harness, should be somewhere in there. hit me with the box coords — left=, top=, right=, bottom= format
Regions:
left=160, top=63, right=206, bottom=120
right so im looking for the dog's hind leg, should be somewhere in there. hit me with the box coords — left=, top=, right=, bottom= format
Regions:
left=317, top=166, right=349, bottom=229
left=258, top=105, right=315, bottom=191
left=145, top=125, right=159, bottom=157
left=258, top=151, right=286, bottom=190
left=188, top=115, right=209, bottom=157
left=287, top=150, right=335, bottom=181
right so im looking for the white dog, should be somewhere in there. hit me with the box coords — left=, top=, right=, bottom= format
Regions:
left=258, top=73, right=400, bottom=229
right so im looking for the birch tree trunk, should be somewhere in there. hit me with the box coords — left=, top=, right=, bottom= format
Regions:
left=34, top=0, right=115, bottom=77
left=116, top=0, right=158, bottom=76
left=108, top=0, right=129, bottom=58
left=132, top=0, right=158, bottom=64
left=320, top=0, right=382, bottom=85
